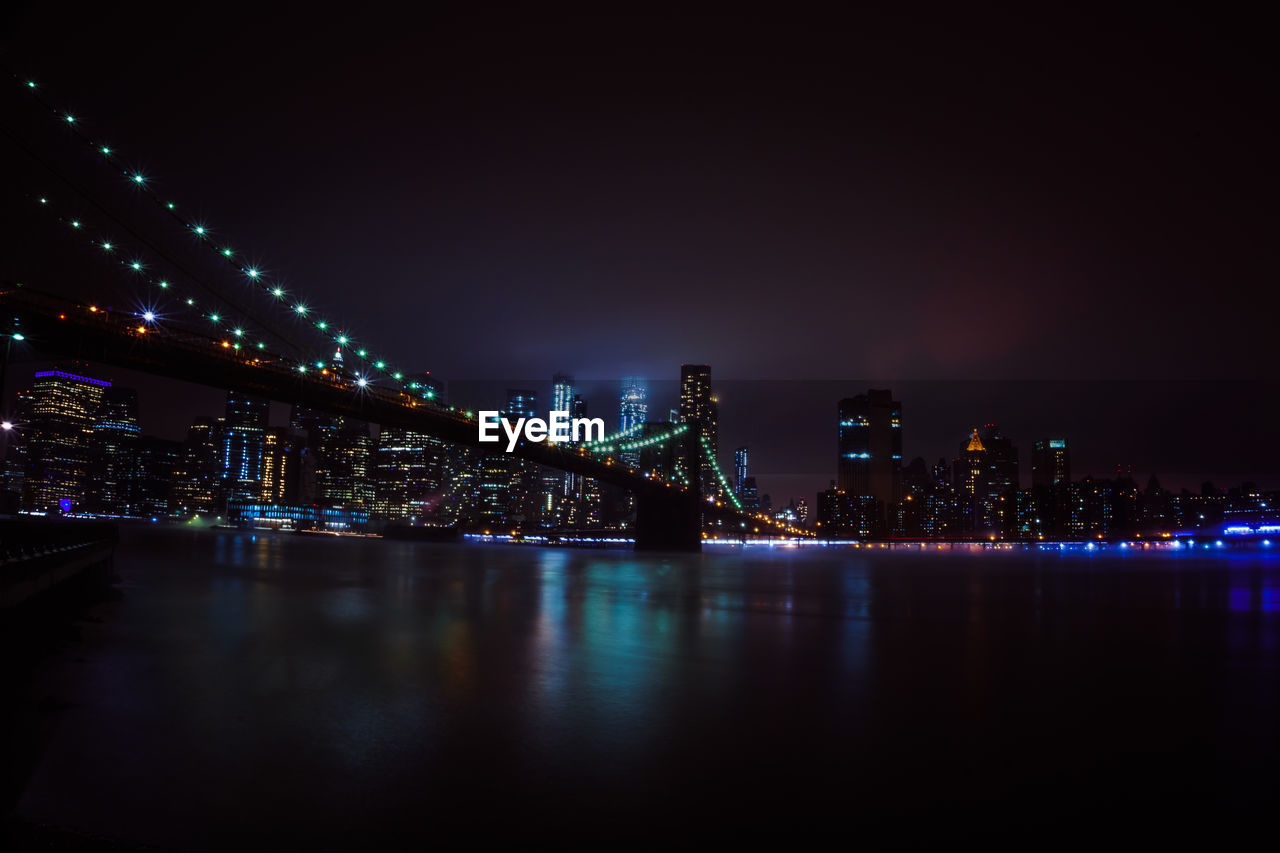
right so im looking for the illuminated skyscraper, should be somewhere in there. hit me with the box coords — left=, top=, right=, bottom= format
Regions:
left=22, top=367, right=110, bottom=512
left=221, top=390, right=270, bottom=504
left=504, top=389, right=538, bottom=421
left=734, top=446, right=749, bottom=496
left=290, top=406, right=373, bottom=508
left=374, top=427, right=448, bottom=520
left=469, top=389, right=539, bottom=527
left=170, top=416, right=220, bottom=514
left=618, top=376, right=648, bottom=469
left=953, top=425, right=1019, bottom=536
left=134, top=436, right=182, bottom=518
left=552, top=374, right=575, bottom=417
left=1032, top=437, right=1072, bottom=537
left=837, top=390, right=902, bottom=510
left=679, top=364, right=719, bottom=496
left=259, top=427, right=299, bottom=505
left=90, top=386, right=142, bottom=515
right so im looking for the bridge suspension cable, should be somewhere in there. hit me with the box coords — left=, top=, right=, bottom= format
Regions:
left=0, top=117, right=318, bottom=361
left=29, top=194, right=283, bottom=354
left=700, top=435, right=743, bottom=510
left=7, top=69, right=430, bottom=401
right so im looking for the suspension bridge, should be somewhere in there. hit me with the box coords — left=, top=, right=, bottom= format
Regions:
left=1, top=72, right=810, bottom=550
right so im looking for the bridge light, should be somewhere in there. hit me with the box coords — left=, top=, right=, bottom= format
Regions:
left=11, top=333, right=24, bottom=341
left=272, top=287, right=284, bottom=298
left=193, top=225, right=205, bottom=235
left=71, top=220, right=80, bottom=228
left=26, top=80, right=36, bottom=88
left=221, top=248, right=233, bottom=257
left=393, top=372, right=402, bottom=380
left=186, top=298, right=195, bottom=305
left=246, top=268, right=259, bottom=279
left=132, top=174, right=145, bottom=184
left=136, top=326, right=146, bottom=334
left=233, top=328, right=244, bottom=337
left=65, top=114, right=75, bottom=123
left=357, top=377, right=368, bottom=388
left=256, top=342, right=265, bottom=349
left=375, top=361, right=386, bottom=369
left=337, top=335, right=347, bottom=345
left=130, top=262, right=142, bottom=271
left=166, top=202, right=175, bottom=209
left=88, top=306, right=98, bottom=312
left=294, top=304, right=307, bottom=315
left=209, top=313, right=220, bottom=323
left=101, top=242, right=112, bottom=251
left=298, top=365, right=306, bottom=373
left=317, top=321, right=328, bottom=330
left=100, top=146, right=111, bottom=155
left=221, top=341, right=230, bottom=348
left=357, top=349, right=367, bottom=357
left=158, top=280, right=168, bottom=288
left=142, top=311, right=155, bottom=322
left=315, top=361, right=324, bottom=369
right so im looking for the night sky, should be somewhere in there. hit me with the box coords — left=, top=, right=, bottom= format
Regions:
left=1, top=8, right=1276, bottom=501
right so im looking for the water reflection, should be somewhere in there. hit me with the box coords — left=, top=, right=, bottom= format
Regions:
left=13, top=528, right=1280, bottom=846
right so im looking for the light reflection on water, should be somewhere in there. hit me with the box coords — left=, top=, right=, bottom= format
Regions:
left=14, top=527, right=1280, bottom=846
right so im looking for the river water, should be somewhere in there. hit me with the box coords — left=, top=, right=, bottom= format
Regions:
left=12, top=526, right=1280, bottom=846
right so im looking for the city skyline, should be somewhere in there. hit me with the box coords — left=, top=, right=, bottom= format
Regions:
left=4, top=360, right=1275, bottom=540
left=7, top=360, right=1278, bottom=499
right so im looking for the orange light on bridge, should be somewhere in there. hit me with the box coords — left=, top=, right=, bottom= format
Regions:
left=136, top=326, right=146, bottom=334
left=88, top=306, right=98, bottom=312
left=58, top=313, right=66, bottom=319
left=221, top=341, right=230, bottom=348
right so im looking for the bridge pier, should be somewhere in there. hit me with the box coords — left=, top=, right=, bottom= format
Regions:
left=634, top=489, right=702, bottom=551
left=634, top=421, right=703, bottom=552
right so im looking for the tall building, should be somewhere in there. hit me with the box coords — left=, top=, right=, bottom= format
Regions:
left=837, top=390, right=902, bottom=519
left=374, top=427, right=449, bottom=520
left=504, top=389, right=537, bottom=421
left=1031, top=438, right=1071, bottom=488
left=320, top=425, right=373, bottom=508
left=552, top=373, right=575, bottom=417
left=134, top=436, right=182, bottom=517
left=679, top=364, right=719, bottom=496
left=289, top=405, right=372, bottom=508
left=564, top=394, right=601, bottom=527
left=953, top=425, right=1019, bottom=536
left=1030, top=437, right=1072, bottom=539
left=259, top=427, right=298, bottom=504
left=469, top=389, right=539, bottom=527
left=618, top=376, right=647, bottom=468
left=170, top=416, right=220, bottom=514
left=220, top=390, right=270, bottom=504
left=734, top=446, right=749, bottom=497
left=21, top=367, right=111, bottom=512
left=89, top=386, right=142, bottom=515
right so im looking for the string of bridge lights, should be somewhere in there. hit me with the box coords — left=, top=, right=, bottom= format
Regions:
left=30, top=194, right=282, bottom=353
left=581, top=420, right=646, bottom=450
left=11, top=71, right=428, bottom=399
left=587, top=423, right=686, bottom=455
left=701, top=435, right=744, bottom=510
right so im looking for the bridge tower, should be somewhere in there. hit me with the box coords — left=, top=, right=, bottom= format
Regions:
left=634, top=420, right=703, bottom=551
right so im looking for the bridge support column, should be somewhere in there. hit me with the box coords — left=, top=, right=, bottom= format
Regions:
left=634, top=421, right=703, bottom=552
left=634, top=489, right=702, bottom=551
